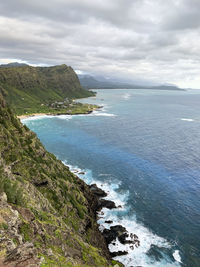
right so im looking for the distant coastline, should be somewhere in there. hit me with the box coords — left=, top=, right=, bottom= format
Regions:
left=78, top=74, right=186, bottom=91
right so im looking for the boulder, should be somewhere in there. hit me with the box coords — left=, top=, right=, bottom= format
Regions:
left=118, top=233, right=132, bottom=245
left=90, top=184, right=107, bottom=197
left=110, top=225, right=127, bottom=234
left=98, top=199, right=116, bottom=210
left=105, top=220, right=113, bottom=224
left=78, top=171, right=85, bottom=175
left=0, top=192, right=7, bottom=202
left=110, top=250, right=128, bottom=257
left=4, top=242, right=41, bottom=266
left=103, top=225, right=127, bottom=245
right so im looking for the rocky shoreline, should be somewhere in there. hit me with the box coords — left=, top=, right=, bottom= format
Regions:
left=62, top=173, right=138, bottom=267
left=89, top=183, right=140, bottom=258
left=69, top=165, right=141, bottom=264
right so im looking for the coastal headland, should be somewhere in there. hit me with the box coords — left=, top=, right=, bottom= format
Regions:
left=0, top=64, right=125, bottom=266
left=16, top=103, right=101, bottom=120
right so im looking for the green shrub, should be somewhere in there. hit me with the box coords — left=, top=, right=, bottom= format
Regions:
left=8, top=153, right=18, bottom=162
left=2, top=179, right=25, bottom=206
left=24, top=125, right=29, bottom=131
left=35, top=142, right=40, bottom=150
left=0, top=223, right=8, bottom=230
left=69, top=194, right=85, bottom=219
left=19, top=223, right=32, bottom=241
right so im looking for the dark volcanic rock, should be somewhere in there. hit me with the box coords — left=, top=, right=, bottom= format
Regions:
left=103, top=225, right=127, bottom=245
left=105, top=220, right=113, bottom=224
left=98, top=199, right=116, bottom=210
left=78, top=171, right=85, bottom=175
left=89, top=184, right=107, bottom=197
left=110, top=250, right=128, bottom=257
left=103, top=229, right=118, bottom=244
left=118, top=233, right=130, bottom=244
left=111, top=225, right=127, bottom=234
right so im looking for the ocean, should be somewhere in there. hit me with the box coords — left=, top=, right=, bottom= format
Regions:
left=22, top=89, right=200, bottom=267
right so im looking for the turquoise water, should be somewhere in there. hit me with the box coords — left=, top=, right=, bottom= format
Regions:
left=23, top=89, right=200, bottom=267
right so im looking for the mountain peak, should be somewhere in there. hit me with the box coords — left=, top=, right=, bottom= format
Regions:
left=0, top=62, right=29, bottom=68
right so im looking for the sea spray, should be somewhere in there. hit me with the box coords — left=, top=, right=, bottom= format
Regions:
left=63, top=161, right=182, bottom=267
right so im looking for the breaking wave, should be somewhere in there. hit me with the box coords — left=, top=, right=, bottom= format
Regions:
left=62, top=160, right=182, bottom=267
left=181, top=118, right=194, bottom=122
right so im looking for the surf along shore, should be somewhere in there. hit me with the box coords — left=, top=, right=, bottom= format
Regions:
left=66, top=164, right=141, bottom=264
left=17, top=113, right=48, bottom=119
left=17, top=104, right=102, bottom=120
left=20, top=108, right=141, bottom=267
left=19, top=104, right=136, bottom=266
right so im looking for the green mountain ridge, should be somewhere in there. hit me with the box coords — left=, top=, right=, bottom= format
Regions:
left=0, top=62, right=28, bottom=68
left=0, top=64, right=95, bottom=115
left=78, top=74, right=185, bottom=91
left=0, top=92, right=121, bottom=266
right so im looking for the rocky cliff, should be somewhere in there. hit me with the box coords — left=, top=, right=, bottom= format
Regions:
left=0, top=93, right=121, bottom=267
left=0, top=64, right=95, bottom=115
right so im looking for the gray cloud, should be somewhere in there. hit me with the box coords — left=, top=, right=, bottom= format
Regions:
left=0, top=0, right=200, bottom=88
left=162, top=0, right=200, bottom=30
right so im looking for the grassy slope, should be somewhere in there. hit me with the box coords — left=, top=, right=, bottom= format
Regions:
left=0, top=94, right=121, bottom=267
left=0, top=64, right=95, bottom=115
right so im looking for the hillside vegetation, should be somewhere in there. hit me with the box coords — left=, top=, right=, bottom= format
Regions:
left=0, top=93, right=122, bottom=266
left=0, top=64, right=95, bottom=115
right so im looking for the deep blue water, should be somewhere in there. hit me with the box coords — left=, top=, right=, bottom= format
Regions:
left=23, top=89, right=200, bottom=267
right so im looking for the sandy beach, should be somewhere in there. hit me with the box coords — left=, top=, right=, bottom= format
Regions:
left=17, top=113, right=49, bottom=119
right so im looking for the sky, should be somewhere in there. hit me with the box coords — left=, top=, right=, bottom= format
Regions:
left=0, top=0, right=200, bottom=88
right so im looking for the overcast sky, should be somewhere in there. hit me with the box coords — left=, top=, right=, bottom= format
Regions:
left=0, top=0, right=200, bottom=88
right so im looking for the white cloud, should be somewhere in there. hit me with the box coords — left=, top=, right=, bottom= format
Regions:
left=0, top=0, right=200, bottom=88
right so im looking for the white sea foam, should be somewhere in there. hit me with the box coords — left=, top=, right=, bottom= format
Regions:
left=102, top=213, right=181, bottom=267
left=22, top=111, right=116, bottom=122
left=181, top=118, right=194, bottom=122
left=74, top=109, right=116, bottom=117
left=21, top=104, right=116, bottom=123
left=54, top=114, right=72, bottom=120
left=21, top=115, right=54, bottom=122
left=97, top=104, right=115, bottom=116
left=92, top=104, right=116, bottom=116
left=123, top=93, right=131, bottom=100
left=62, top=160, right=182, bottom=267
left=99, top=103, right=106, bottom=110
left=91, top=111, right=116, bottom=117
left=173, top=250, right=182, bottom=263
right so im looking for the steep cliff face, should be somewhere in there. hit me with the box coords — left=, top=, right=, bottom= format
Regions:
left=0, top=94, right=121, bottom=267
left=0, top=64, right=95, bottom=114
